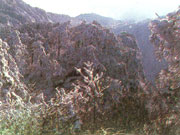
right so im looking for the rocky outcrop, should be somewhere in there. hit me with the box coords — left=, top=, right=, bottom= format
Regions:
left=0, top=38, right=28, bottom=101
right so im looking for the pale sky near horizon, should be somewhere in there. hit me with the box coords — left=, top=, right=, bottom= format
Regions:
left=22, top=0, right=179, bottom=20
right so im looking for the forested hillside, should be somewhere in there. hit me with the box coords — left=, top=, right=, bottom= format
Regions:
left=0, top=0, right=179, bottom=134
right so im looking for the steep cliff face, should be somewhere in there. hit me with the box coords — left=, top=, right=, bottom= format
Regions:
left=113, top=20, right=167, bottom=83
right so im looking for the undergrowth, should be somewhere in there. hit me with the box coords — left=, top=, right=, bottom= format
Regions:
left=0, top=62, right=179, bottom=135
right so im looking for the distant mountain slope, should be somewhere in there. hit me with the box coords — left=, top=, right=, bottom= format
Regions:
left=76, top=13, right=121, bottom=27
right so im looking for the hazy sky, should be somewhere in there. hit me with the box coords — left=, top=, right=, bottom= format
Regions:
left=23, top=0, right=179, bottom=20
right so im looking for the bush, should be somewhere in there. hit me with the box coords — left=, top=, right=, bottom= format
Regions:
left=0, top=93, right=42, bottom=135
left=47, top=61, right=150, bottom=132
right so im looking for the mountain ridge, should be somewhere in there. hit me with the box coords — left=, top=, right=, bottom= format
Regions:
left=0, top=0, right=122, bottom=27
